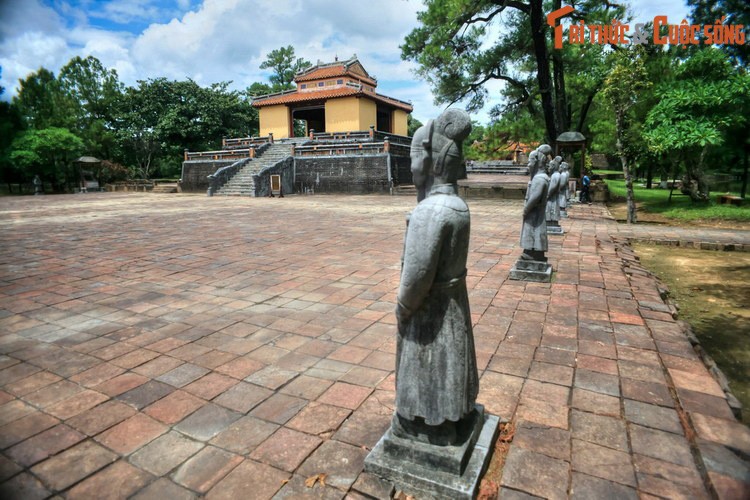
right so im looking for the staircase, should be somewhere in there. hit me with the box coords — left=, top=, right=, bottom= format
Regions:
left=216, top=143, right=294, bottom=196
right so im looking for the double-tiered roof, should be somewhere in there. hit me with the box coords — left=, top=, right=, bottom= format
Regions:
left=252, top=56, right=413, bottom=112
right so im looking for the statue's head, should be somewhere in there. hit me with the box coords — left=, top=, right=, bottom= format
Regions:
left=411, top=109, right=472, bottom=200
left=536, top=144, right=552, bottom=171
left=527, top=150, right=540, bottom=176
left=560, top=162, right=569, bottom=172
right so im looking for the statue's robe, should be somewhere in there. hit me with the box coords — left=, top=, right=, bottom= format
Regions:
left=395, top=184, right=478, bottom=426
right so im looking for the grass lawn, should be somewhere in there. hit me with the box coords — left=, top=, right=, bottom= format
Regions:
left=604, top=179, right=750, bottom=224
left=592, top=169, right=624, bottom=176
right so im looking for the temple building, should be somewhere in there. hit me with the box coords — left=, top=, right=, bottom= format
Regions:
left=252, top=56, right=413, bottom=138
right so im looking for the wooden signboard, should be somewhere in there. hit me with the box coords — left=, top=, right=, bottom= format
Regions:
left=271, top=174, right=282, bottom=196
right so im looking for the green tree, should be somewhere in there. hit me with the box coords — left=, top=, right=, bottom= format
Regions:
left=58, top=56, right=124, bottom=159
left=259, top=46, right=311, bottom=91
left=0, top=69, right=24, bottom=192
left=602, top=48, right=650, bottom=223
left=10, top=128, right=84, bottom=191
left=401, top=0, right=625, bottom=144
left=117, top=78, right=257, bottom=177
left=407, top=115, right=423, bottom=136
left=688, top=0, right=750, bottom=65
left=13, top=68, right=75, bottom=130
left=644, top=48, right=750, bottom=201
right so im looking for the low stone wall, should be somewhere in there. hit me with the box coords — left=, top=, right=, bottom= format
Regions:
left=254, top=157, right=295, bottom=197
left=182, top=153, right=413, bottom=195
left=294, top=154, right=392, bottom=194
left=181, top=160, right=235, bottom=192
left=105, top=181, right=154, bottom=192
left=391, top=155, right=413, bottom=186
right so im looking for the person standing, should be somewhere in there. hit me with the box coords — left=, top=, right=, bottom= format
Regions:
left=580, top=171, right=591, bottom=204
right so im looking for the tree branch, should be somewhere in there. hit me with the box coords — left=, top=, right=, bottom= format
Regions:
left=447, top=70, right=530, bottom=112
left=489, top=0, right=530, bottom=14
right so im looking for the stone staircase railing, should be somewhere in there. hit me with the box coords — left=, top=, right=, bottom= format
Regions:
left=212, top=143, right=294, bottom=196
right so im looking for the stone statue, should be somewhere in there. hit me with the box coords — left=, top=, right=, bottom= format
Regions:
left=33, top=175, right=43, bottom=195
left=394, top=108, right=477, bottom=443
left=510, top=145, right=554, bottom=282
left=365, top=109, right=499, bottom=499
left=558, top=162, right=570, bottom=218
left=546, top=157, right=563, bottom=234
left=519, top=148, right=551, bottom=262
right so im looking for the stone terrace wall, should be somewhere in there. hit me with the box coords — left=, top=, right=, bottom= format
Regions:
left=255, top=157, right=295, bottom=197
left=181, top=160, right=235, bottom=192
left=391, top=155, right=413, bottom=186
left=295, top=154, right=392, bottom=194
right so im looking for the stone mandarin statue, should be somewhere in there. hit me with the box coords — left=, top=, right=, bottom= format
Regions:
left=366, top=109, right=499, bottom=499
left=509, top=144, right=554, bottom=282
left=394, top=108, right=478, bottom=445
left=519, top=148, right=551, bottom=262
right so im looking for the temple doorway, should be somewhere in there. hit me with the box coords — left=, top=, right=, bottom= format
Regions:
left=292, top=105, right=325, bottom=137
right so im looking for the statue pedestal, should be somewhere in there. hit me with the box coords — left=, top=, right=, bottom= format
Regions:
left=365, top=404, right=499, bottom=499
left=509, top=259, right=552, bottom=282
left=560, top=209, right=568, bottom=218
left=546, top=221, right=564, bottom=234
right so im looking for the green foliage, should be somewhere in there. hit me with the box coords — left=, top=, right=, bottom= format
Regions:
left=247, top=82, right=274, bottom=97
left=407, top=115, right=423, bottom=137
left=10, top=128, right=84, bottom=189
left=117, top=78, right=257, bottom=177
left=402, top=0, right=626, bottom=143
left=645, top=48, right=748, bottom=154
left=5, top=54, right=266, bottom=186
left=688, top=0, right=750, bottom=65
left=13, top=68, right=75, bottom=130
left=58, top=56, right=123, bottom=159
left=605, top=179, right=750, bottom=222
left=259, top=46, right=311, bottom=91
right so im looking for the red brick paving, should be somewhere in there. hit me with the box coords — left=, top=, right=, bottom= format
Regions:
left=0, top=193, right=748, bottom=498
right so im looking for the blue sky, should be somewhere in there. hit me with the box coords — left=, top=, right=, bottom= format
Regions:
left=1, top=0, right=690, bottom=124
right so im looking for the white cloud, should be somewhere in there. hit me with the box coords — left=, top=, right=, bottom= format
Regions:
left=0, top=0, right=489, bottom=122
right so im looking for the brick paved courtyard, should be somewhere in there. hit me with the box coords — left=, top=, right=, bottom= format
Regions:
left=0, top=192, right=748, bottom=499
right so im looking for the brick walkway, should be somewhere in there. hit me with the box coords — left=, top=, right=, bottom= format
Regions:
left=0, top=193, right=748, bottom=499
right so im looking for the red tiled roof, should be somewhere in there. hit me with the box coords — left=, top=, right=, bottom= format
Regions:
left=294, top=61, right=377, bottom=86
left=295, top=66, right=348, bottom=82
left=252, top=87, right=413, bottom=112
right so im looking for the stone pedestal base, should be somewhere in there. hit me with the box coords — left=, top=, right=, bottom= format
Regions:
left=365, top=405, right=499, bottom=499
left=509, top=259, right=552, bottom=282
left=546, top=221, right=564, bottom=234
left=560, top=209, right=568, bottom=218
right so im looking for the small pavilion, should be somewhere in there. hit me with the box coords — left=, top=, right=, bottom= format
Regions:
left=252, top=56, right=413, bottom=139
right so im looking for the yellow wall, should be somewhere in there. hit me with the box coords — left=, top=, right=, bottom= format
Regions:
left=259, top=105, right=291, bottom=138
left=325, top=97, right=360, bottom=132
left=358, top=99, right=377, bottom=132
left=393, top=110, right=409, bottom=137
left=325, top=97, right=378, bottom=133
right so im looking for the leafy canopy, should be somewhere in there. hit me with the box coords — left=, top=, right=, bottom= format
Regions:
left=259, top=46, right=312, bottom=91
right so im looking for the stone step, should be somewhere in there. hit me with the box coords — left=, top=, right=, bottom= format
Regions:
left=215, top=143, right=293, bottom=196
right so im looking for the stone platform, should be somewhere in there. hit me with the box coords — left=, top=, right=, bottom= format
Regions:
left=0, top=193, right=748, bottom=499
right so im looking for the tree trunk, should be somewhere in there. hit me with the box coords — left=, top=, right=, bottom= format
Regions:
left=681, top=148, right=710, bottom=201
left=551, top=0, right=569, bottom=134
left=615, top=112, right=637, bottom=223
left=529, top=0, right=557, bottom=145
left=742, top=144, right=748, bottom=199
